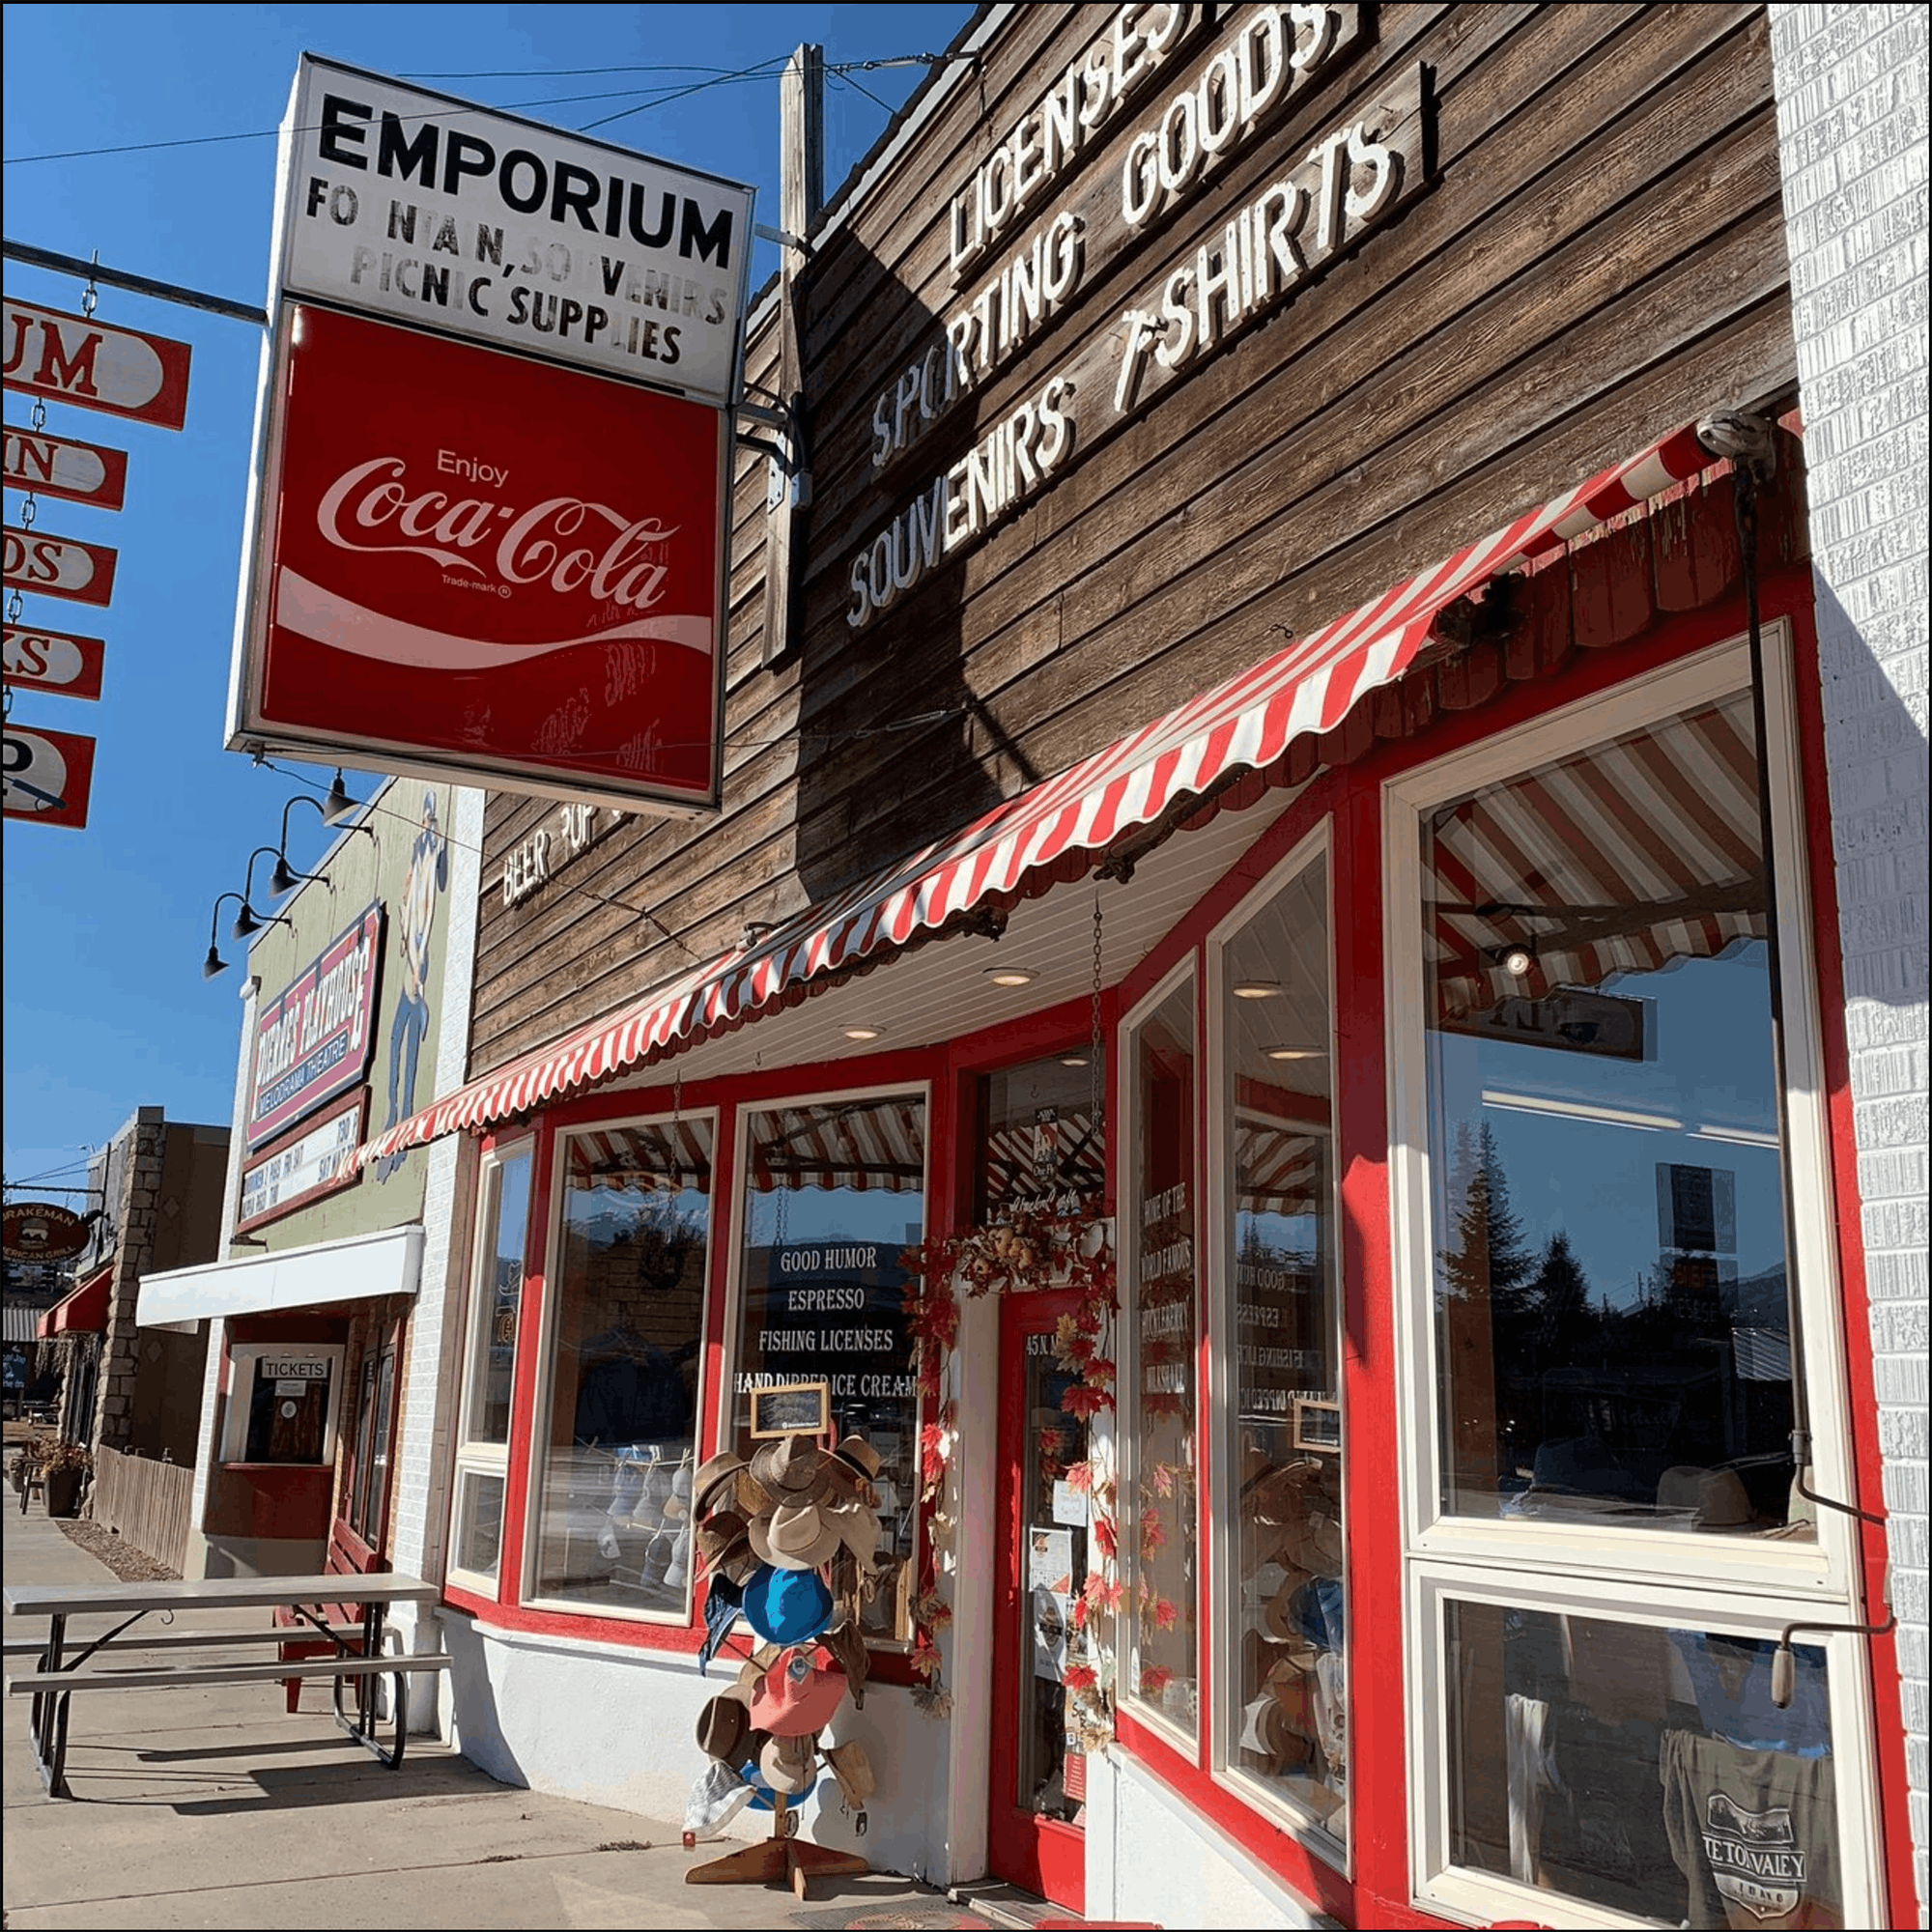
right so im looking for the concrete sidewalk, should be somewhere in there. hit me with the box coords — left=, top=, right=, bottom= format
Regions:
left=2, top=1478, right=977, bottom=1930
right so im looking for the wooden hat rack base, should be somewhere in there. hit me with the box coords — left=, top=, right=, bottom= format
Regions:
left=684, top=1792, right=869, bottom=1899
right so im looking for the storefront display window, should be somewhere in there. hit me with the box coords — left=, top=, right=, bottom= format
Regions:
left=1125, top=974, right=1199, bottom=1739
left=448, top=1142, right=531, bottom=1588
left=1218, top=846, right=1346, bottom=1844
left=1445, top=1601, right=1839, bottom=1927
left=529, top=1117, right=713, bottom=1615
left=1420, top=689, right=1804, bottom=1537
left=729, top=1092, right=925, bottom=1641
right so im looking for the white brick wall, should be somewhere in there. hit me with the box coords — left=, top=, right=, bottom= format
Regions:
left=1770, top=7, right=1930, bottom=1922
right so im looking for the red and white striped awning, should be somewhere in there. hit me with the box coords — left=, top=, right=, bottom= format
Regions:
left=355, top=424, right=1718, bottom=1167
left=1428, top=687, right=1764, bottom=1021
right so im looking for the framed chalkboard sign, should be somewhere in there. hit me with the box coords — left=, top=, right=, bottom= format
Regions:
left=1293, top=1396, right=1342, bottom=1455
left=750, top=1379, right=832, bottom=1438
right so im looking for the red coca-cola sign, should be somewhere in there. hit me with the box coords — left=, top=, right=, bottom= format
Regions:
left=231, top=303, right=724, bottom=812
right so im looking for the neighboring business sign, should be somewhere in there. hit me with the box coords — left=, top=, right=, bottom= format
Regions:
left=4, top=625, right=105, bottom=702
left=272, top=54, right=753, bottom=410
left=3, top=525, right=118, bottom=608
left=1, top=1201, right=93, bottom=1262
left=237, top=1090, right=365, bottom=1233
left=3, top=425, right=128, bottom=511
left=2, top=298, right=192, bottom=430
left=246, top=900, right=384, bottom=1151
left=2, top=724, right=96, bottom=829
left=228, top=304, right=725, bottom=813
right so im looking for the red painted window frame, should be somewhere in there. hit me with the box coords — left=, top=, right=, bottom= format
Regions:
left=1106, top=570, right=1911, bottom=1929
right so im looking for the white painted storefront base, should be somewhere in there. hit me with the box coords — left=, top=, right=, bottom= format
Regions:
left=429, top=1611, right=953, bottom=1886
left=1086, top=1747, right=1328, bottom=1929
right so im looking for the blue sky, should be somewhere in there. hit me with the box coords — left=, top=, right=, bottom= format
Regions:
left=2, top=3, right=971, bottom=1199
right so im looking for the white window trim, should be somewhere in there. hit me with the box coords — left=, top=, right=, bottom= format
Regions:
left=1117, top=954, right=1203, bottom=1759
left=1201, top=821, right=1352, bottom=1872
left=518, top=1107, right=719, bottom=1626
left=719, top=1078, right=932, bottom=1654
left=445, top=1136, right=531, bottom=1596
left=218, top=1342, right=347, bottom=1465
left=1407, top=1562, right=1885, bottom=1930
left=1381, top=626, right=1882, bottom=1923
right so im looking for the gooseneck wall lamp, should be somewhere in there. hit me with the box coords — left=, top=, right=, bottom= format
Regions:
left=233, top=848, right=296, bottom=941
left=321, top=769, right=361, bottom=827
left=269, top=792, right=372, bottom=897
left=203, top=894, right=246, bottom=980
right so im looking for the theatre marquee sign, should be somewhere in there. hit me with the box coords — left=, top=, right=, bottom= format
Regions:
left=846, top=2, right=1429, bottom=631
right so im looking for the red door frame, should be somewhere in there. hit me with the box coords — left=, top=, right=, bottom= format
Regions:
left=990, top=1284, right=1091, bottom=1913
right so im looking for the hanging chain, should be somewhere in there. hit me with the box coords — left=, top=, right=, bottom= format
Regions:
left=1089, top=894, right=1104, bottom=1128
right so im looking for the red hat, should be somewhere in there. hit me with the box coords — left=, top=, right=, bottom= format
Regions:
left=749, top=1645, right=848, bottom=1738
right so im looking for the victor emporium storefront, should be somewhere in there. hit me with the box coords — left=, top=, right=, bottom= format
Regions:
left=357, top=7, right=1913, bottom=1927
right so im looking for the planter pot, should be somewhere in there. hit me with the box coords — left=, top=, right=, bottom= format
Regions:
left=43, top=1467, right=84, bottom=1519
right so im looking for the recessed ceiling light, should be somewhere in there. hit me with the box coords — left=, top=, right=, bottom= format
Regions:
left=984, top=967, right=1035, bottom=987
left=1060, top=1054, right=1089, bottom=1067
left=1232, top=980, right=1283, bottom=1000
left=1265, top=1045, right=1327, bottom=1062
left=842, top=1025, right=884, bottom=1042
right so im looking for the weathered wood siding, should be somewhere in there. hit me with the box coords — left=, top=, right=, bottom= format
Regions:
left=471, top=3, right=1795, bottom=1074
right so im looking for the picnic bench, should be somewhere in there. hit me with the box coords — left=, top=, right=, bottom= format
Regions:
left=3, top=1573, right=447, bottom=1799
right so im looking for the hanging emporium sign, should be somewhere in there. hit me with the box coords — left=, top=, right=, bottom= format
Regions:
left=225, top=54, right=753, bottom=816
left=245, top=900, right=385, bottom=1151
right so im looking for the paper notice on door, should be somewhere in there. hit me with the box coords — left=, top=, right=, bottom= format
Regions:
left=1051, top=1478, right=1088, bottom=1527
left=1029, top=1525, right=1073, bottom=1595
left=1033, top=1587, right=1070, bottom=1681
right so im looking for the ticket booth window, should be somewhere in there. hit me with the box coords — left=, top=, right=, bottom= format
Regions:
left=222, top=1344, right=345, bottom=1464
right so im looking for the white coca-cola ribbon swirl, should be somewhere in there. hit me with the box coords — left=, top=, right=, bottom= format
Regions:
left=274, top=567, right=712, bottom=668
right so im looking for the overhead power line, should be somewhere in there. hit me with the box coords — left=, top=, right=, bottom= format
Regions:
left=2, top=52, right=952, bottom=168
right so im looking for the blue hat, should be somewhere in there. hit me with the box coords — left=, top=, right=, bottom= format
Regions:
left=696, top=1575, right=744, bottom=1673
left=740, top=1561, right=833, bottom=1647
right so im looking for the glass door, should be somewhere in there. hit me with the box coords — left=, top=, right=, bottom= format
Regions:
left=989, top=1288, right=1091, bottom=1913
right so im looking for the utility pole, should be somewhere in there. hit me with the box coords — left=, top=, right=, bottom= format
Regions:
left=760, top=43, right=822, bottom=668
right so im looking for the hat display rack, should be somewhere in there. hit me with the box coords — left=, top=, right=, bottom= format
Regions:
left=682, top=1403, right=888, bottom=1897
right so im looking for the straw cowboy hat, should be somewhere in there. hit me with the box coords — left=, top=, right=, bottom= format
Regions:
left=826, top=1434, right=884, bottom=1499
left=824, top=1738, right=876, bottom=1809
left=753, top=1730, right=817, bottom=1798
left=751, top=1500, right=845, bottom=1572
left=825, top=1496, right=883, bottom=1567
left=819, top=1615, right=871, bottom=1708
left=751, top=1645, right=849, bottom=1739
left=750, top=1434, right=836, bottom=1509
left=692, top=1450, right=746, bottom=1518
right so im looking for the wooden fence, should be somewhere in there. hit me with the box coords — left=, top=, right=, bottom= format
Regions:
left=91, top=1444, right=193, bottom=1576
